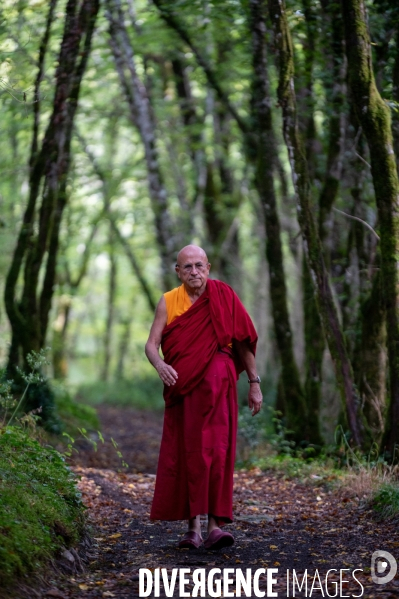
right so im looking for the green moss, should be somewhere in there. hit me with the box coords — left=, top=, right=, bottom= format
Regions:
left=0, top=427, right=84, bottom=587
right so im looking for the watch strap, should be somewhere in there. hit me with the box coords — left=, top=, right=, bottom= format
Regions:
left=248, top=376, right=261, bottom=384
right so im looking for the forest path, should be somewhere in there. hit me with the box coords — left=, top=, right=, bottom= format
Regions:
left=41, top=406, right=398, bottom=599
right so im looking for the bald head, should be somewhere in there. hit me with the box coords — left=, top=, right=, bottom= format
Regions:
left=176, top=245, right=208, bottom=265
left=175, top=245, right=210, bottom=295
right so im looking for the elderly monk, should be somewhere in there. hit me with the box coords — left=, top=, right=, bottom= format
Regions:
left=145, top=245, right=262, bottom=550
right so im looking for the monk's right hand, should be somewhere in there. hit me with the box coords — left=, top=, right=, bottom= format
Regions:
left=156, top=361, right=178, bottom=386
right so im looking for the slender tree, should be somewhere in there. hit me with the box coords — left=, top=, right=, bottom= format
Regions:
left=101, top=226, right=117, bottom=383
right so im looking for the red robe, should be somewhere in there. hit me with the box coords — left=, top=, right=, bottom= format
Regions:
left=150, top=279, right=257, bottom=523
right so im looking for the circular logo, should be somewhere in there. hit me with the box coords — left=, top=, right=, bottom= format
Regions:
left=371, top=550, right=397, bottom=585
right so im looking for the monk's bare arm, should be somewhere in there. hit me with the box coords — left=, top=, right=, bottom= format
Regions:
left=145, top=297, right=178, bottom=387
left=234, top=340, right=263, bottom=416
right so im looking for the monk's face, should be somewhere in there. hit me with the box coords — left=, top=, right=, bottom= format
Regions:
left=175, top=247, right=210, bottom=292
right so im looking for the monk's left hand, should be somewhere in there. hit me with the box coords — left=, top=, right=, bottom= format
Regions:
left=248, top=385, right=262, bottom=416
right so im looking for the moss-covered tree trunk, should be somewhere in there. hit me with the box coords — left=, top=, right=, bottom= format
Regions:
left=302, top=260, right=324, bottom=445
left=250, top=0, right=307, bottom=441
left=299, top=1, right=323, bottom=442
left=268, top=0, right=363, bottom=446
left=392, top=26, right=399, bottom=176
left=352, top=267, right=387, bottom=443
left=342, top=0, right=399, bottom=454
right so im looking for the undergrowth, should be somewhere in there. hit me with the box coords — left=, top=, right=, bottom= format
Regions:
left=237, top=405, right=399, bottom=519
left=52, top=381, right=99, bottom=437
left=75, top=376, right=164, bottom=410
left=0, top=351, right=98, bottom=591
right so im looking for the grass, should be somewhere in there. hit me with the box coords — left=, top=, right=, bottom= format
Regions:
left=371, top=482, right=399, bottom=520
left=254, top=453, right=343, bottom=485
left=0, top=426, right=85, bottom=588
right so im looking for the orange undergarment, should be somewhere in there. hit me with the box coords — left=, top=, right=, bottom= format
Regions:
left=164, top=284, right=192, bottom=325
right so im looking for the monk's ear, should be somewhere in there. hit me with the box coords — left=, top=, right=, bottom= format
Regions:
left=175, top=264, right=180, bottom=277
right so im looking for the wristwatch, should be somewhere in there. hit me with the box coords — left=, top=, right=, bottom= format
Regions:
left=248, top=376, right=261, bottom=384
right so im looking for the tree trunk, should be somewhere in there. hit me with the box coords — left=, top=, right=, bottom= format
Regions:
left=392, top=26, right=399, bottom=176
left=250, top=0, right=307, bottom=441
left=302, top=259, right=324, bottom=445
left=352, top=267, right=387, bottom=443
left=52, top=296, right=72, bottom=380
left=318, top=0, right=347, bottom=246
left=101, top=226, right=117, bottom=383
left=115, top=319, right=131, bottom=380
left=341, top=0, right=399, bottom=455
left=4, top=0, right=99, bottom=385
left=268, top=0, right=364, bottom=446
left=171, top=54, right=207, bottom=208
left=299, top=0, right=319, bottom=181
left=106, top=0, right=177, bottom=290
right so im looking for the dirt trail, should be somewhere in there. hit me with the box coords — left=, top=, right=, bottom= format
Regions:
left=39, top=406, right=399, bottom=599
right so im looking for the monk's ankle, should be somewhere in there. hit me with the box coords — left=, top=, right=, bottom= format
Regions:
left=207, top=515, right=219, bottom=535
left=188, top=515, right=201, bottom=535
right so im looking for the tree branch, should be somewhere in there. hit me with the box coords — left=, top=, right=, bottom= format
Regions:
left=333, top=208, right=380, bottom=241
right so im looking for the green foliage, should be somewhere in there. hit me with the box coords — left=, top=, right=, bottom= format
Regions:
left=52, top=382, right=99, bottom=436
left=256, top=453, right=341, bottom=485
left=0, top=426, right=84, bottom=587
left=75, top=375, right=164, bottom=410
left=1, top=348, right=61, bottom=431
left=370, top=483, right=399, bottom=520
